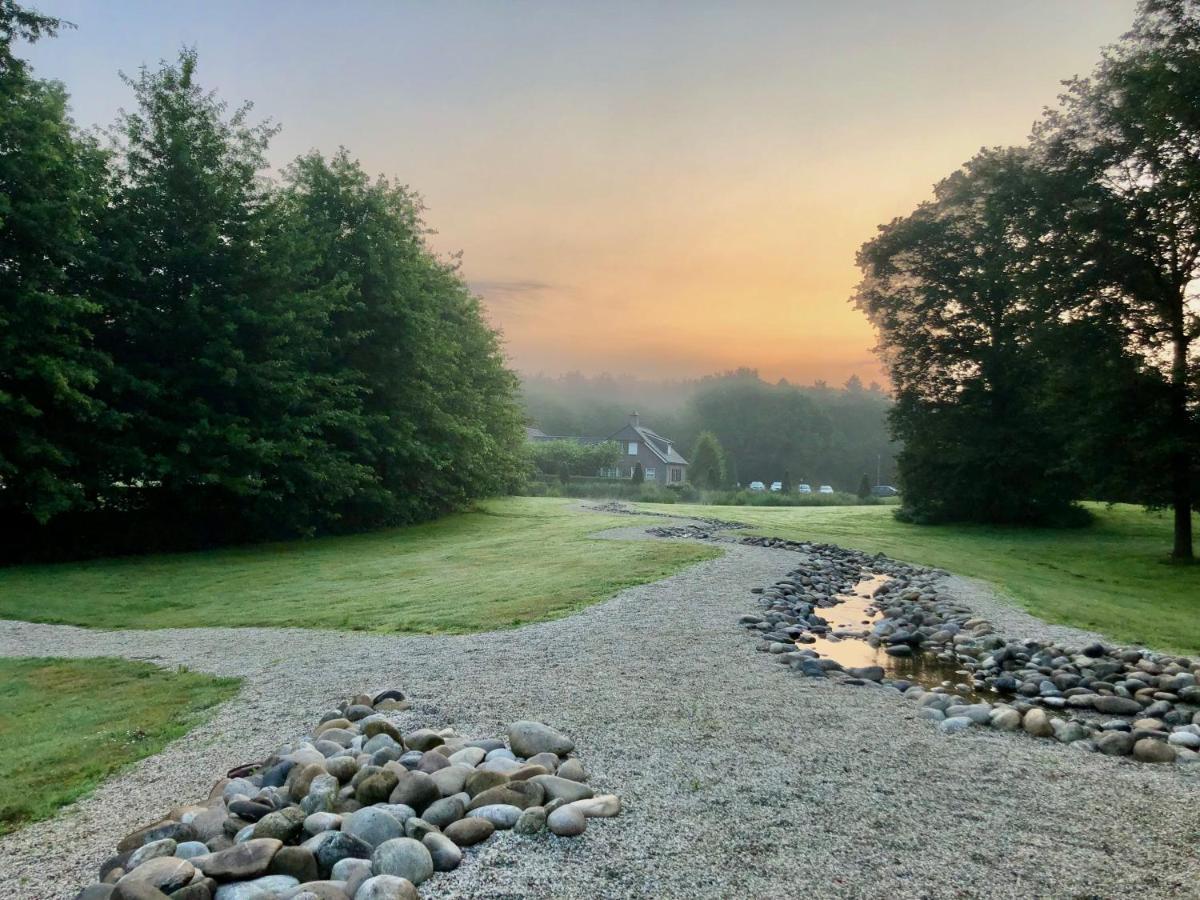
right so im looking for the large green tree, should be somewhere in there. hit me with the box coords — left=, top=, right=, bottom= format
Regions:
left=1038, top=0, right=1200, bottom=559
left=0, top=3, right=109, bottom=524
left=855, top=148, right=1085, bottom=524
left=689, top=431, right=727, bottom=489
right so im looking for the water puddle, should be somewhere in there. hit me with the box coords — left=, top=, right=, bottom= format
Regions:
left=800, top=575, right=989, bottom=698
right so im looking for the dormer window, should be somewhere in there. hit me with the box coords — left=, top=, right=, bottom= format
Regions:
left=627, top=442, right=638, bottom=455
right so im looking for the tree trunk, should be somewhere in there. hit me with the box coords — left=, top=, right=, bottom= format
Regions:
left=1169, top=319, right=1193, bottom=561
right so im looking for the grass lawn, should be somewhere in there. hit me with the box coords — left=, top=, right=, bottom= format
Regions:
left=0, top=498, right=717, bottom=633
left=0, top=657, right=239, bottom=835
left=647, top=501, right=1200, bottom=655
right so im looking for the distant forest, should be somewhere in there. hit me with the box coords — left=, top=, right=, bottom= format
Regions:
left=520, top=369, right=896, bottom=490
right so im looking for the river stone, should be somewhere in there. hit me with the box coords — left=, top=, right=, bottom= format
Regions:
left=466, top=804, right=522, bottom=829
left=388, top=771, right=439, bottom=812
left=77, top=886, right=115, bottom=900
left=1022, top=708, right=1054, bottom=738
left=421, top=832, right=462, bottom=871
left=421, top=796, right=465, bottom=830
left=447, top=747, right=486, bottom=767
left=363, top=720, right=402, bottom=743
left=416, top=751, right=451, bottom=774
left=443, top=817, right=495, bottom=847
left=302, top=830, right=373, bottom=879
left=990, top=708, right=1021, bottom=731
left=112, top=883, right=170, bottom=900
left=268, top=846, right=318, bottom=883
left=402, top=730, right=444, bottom=752
left=403, top=817, right=439, bottom=841
left=507, top=721, right=575, bottom=758
left=1096, top=731, right=1135, bottom=756
left=567, top=794, right=621, bottom=818
left=938, top=716, right=972, bottom=734
left=1168, top=731, right=1200, bottom=749
left=325, top=757, right=359, bottom=783
left=118, top=822, right=198, bottom=853
left=514, top=806, right=547, bottom=835
left=1093, top=696, right=1143, bottom=716
left=128, top=838, right=177, bottom=869
left=116, top=857, right=195, bottom=894
left=174, top=841, right=210, bottom=860
left=194, top=839, right=282, bottom=879
left=528, top=774, right=593, bottom=804
left=252, top=808, right=306, bottom=842
left=467, top=781, right=543, bottom=811
left=354, top=875, right=419, bottom=900
left=464, top=770, right=509, bottom=798
left=547, top=805, right=587, bottom=837
left=304, top=813, right=342, bottom=836
left=1133, top=738, right=1178, bottom=763
left=556, top=759, right=586, bottom=782
left=331, top=858, right=374, bottom=894
left=354, top=771, right=399, bottom=807
left=213, top=875, right=299, bottom=900
left=371, top=838, right=434, bottom=886
left=430, top=765, right=472, bottom=797
left=342, top=808, right=404, bottom=849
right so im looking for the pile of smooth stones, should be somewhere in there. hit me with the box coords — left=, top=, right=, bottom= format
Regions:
left=76, top=691, right=620, bottom=900
left=646, top=526, right=1200, bottom=768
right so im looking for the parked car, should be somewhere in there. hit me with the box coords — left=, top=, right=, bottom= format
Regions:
left=872, top=484, right=899, bottom=497
left=748, top=481, right=766, bottom=492
left=769, top=481, right=783, bottom=492
left=818, top=485, right=834, bottom=494
left=797, top=483, right=812, bottom=494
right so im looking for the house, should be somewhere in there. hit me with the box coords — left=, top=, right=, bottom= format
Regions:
left=526, top=412, right=689, bottom=485
left=606, top=412, right=689, bottom=484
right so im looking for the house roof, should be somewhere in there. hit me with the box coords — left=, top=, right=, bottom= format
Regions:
left=606, top=423, right=689, bottom=465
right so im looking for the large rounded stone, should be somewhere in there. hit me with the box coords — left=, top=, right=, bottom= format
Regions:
left=443, top=817, right=495, bottom=847
left=507, top=721, right=575, bottom=758
left=402, top=730, right=444, bottom=752
left=466, top=804, right=522, bottom=829
left=302, top=830, right=373, bottom=879
left=466, top=781, right=542, bottom=812
left=342, top=807, right=404, bottom=849
left=566, top=794, right=620, bottom=818
left=388, top=771, right=439, bottom=813
left=421, top=796, right=465, bottom=830
left=513, top=806, right=546, bottom=835
left=355, top=771, right=399, bottom=806
left=1133, top=738, right=1178, bottom=763
left=371, top=838, right=434, bottom=886
left=212, top=875, right=299, bottom=899
left=252, top=808, right=306, bottom=843
left=193, top=838, right=282, bottom=879
left=1093, top=696, right=1143, bottom=716
left=1022, top=709, right=1054, bottom=738
left=464, top=769, right=509, bottom=798
left=528, top=774, right=593, bottom=804
left=116, top=857, right=195, bottom=894
left=268, top=845, right=318, bottom=883
left=354, top=875, right=419, bottom=900
left=421, top=832, right=462, bottom=872
left=547, top=805, right=586, bottom=837
left=1096, top=731, right=1135, bottom=756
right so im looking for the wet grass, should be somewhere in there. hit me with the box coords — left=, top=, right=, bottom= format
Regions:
left=0, top=498, right=717, bottom=633
left=650, top=501, right=1200, bottom=656
left=0, top=657, right=239, bottom=834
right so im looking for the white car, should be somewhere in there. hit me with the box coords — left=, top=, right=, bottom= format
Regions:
left=797, top=484, right=812, bottom=494
left=769, top=481, right=783, bottom=492
left=748, top=481, right=766, bottom=492
left=818, top=485, right=834, bottom=494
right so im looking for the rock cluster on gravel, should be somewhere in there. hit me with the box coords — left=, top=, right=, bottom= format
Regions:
left=705, top=531, right=1200, bottom=768
left=74, top=691, right=620, bottom=900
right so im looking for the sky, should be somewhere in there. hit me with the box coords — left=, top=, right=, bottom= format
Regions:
left=28, top=0, right=1136, bottom=385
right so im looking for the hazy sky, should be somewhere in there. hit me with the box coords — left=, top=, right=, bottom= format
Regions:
left=29, top=1, right=1136, bottom=384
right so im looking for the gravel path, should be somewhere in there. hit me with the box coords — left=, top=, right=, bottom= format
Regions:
left=2, top=521, right=1198, bottom=899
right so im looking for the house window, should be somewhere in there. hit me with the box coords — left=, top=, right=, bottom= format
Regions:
left=645, top=467, right=656, bottom=481
left=670, top=467, right=682, bottom=483
left=627, top=442, right=638, bottom=455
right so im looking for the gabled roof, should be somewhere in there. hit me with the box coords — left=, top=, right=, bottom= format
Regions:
left=606, top=423, right=689, bottom=465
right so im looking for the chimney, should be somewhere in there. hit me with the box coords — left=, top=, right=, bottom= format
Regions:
left=629, top=410, right=640, bottom=428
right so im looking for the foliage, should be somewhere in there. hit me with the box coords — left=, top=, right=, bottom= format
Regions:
left=527, top=440, right=620, bottom=478
left=654, top=500, right=1200, bottom=655
left=857, top=474, right=871, bottom=499
left=0, top=657, right=239, bottom=834
left=689, top=431, right=727, bottom=489
left=0, top=15, right=525, bottom=557
left=632, top=461, right=645, bottom=484
left=0, top=498, right=716, bottom=633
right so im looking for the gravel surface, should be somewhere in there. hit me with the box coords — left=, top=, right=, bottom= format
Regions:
left=2, top=520, right=1199, bottom=899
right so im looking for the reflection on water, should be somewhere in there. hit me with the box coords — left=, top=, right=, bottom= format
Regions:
left=799, top=575, right=989, bottom=698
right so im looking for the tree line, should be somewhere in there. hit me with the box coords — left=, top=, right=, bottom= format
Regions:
left=1, top=7, right=525, bottom=559
left=855, top=0, right=1199, bottom=559
left=521, top=368, right=897, bottom=491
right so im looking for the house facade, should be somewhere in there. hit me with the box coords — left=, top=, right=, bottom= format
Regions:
left=526, top=412, right=689, bottom=484
left=604, top=412, right=688, bottom=485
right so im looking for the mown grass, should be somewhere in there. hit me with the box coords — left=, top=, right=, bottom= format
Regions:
left=0, top=498, right=717, bottom=633
left=649, top=501, right=1200, bottom=655
left=0, top=657, right=239, bottom=834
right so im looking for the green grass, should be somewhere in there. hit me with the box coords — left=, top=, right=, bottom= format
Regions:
left=0, top=498, right=717, bottom=633
left=0, top=657, right=239, bottom=834
left=645, top=501, right=1200, bottom=656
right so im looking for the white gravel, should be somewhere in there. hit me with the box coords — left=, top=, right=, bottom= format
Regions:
left=2, top=520, right=1199, bottom=899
